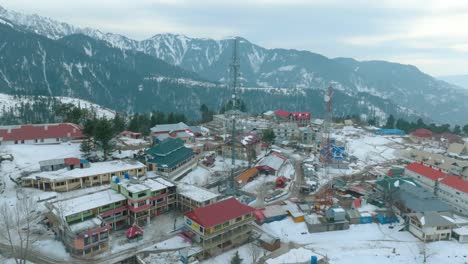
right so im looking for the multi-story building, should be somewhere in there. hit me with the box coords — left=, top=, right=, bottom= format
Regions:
left=110, top=177, right=177, bottom=226
left=144, top=138, right=197, bottom=179
left=22, top=159, right=146, bottom=192
left=274, top=110, right=311, bottom=127
left=177, top=183, right=220, bottom=213
left=407, top=211, right=455, bottom=242
left=405, top=162, right=468, bottom=215
left=46, top=177, right=176, bottom=257
left=184, top=197, right=256, bottom=259
left=46, top=190, right=127, bottom=257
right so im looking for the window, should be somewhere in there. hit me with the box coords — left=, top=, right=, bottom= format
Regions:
left=40, top=138, right=44, bottom=142
left=199, top=226, right=204, bottom=233
left=84, top=236, right=90, bottom=246
left=235, top=217, right=242, bottom=222
left=93, top=176, right=98, bottom=180
left=35, top=139, right=38, bottom=143
left=100, top=231, right=108, bottom=240
left=21, top=140, right=25, bottom=144
left=92, top=233, right=98, bottom=243
left=222, top=221, right=229, bottom=228
left=138, top=192, right=146, bottom=198
left=138, top=201, right=146, bottom=207
left=214, top=224, right=222, bottom=230
left=56, top=138, right=60, bottom=142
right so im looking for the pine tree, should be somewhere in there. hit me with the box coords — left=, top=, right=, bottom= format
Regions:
left=230, top=251, right=243, bottom=264
left=94, top=118, right=115, bottom=160
left=80, top=139, right=93, bottom=159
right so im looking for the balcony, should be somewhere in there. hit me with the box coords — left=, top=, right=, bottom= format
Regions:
left=202, top=225, right=252, bottom=249
left=204, top=217, right=254, bottom=237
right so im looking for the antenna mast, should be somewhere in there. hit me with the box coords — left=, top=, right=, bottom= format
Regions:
left=226, top=37, right=241, bottom=196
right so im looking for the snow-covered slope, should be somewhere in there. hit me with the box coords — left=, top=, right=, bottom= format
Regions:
left=0, top=93, right=116, bottom=118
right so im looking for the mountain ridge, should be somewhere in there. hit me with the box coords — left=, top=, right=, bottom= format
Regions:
left=1, top=5, right=468, bottom=124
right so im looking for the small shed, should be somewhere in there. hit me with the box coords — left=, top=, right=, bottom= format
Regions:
left=375, top=209, right=398, bottom=224
left=289, top=210, right=305, bottom=223
left=452, top=226, right=468, bottom=243
left=262, top=205, right=289, bottom=223
left=359, top=212, right=373, bottom=224
left=346, top=209, right=361, bottom=225
left=259, top=232, right=281, bottom=251
left=325, top=207, right=346, bottom=222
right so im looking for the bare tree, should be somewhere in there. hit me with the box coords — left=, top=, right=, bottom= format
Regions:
left=0, top=197, right=36, bottom=264
left=248, top=242, right=263, bottom=264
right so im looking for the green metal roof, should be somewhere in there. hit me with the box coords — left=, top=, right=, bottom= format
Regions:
left=147, top=138, right=185, bottom=156
left=376, top=176, right=418, bottom=192
left=145, top=138, right=194, bottom=169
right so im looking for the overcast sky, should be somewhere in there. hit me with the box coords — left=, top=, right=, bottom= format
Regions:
left=2, top=0, right=468, bottom=76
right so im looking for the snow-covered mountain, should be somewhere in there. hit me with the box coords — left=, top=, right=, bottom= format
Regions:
left=1, top=4, right=468, bottom=124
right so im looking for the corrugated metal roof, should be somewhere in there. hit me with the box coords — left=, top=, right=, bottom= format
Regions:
left=185, top=197, right=255, bottom=228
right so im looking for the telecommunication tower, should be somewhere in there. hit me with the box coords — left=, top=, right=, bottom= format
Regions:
left=225, top=37, right=241, bottom=195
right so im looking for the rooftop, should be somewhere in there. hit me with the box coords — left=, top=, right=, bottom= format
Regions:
left=0, top=123, right=83, bottom=141
left=53, top=190, right=126, bottom=217
left=440, top=176, right=468, bottom=194
left=185, top=197, right=256, bottom=228
left=26, top=160, right=145, bottom=181
left=146, top=140, right=194, bottom=169
left=177, top=183, right=219, bottom=203
left=257, top=152, right=286, bottom=171
left=405, top=162, right=446, bottom=181
left=150, top=122, right=189, bottom=133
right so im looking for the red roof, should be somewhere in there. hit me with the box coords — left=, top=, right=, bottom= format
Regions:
left=435, top=133, right=463, bottom=143
left=405, top=162, right=446, bottom=181
left=274, top=109, right=291, bottom=118
left=291, top=112, right=311, bottom=120
left=64, top=157, right=81, bottom=165
left=411, top=128, right=433, bottom=138
left=185, top=197, right=255, bottom=228
left=0, top=123, right=83, bottom=142
left=441, top=176, right=468, bottom=194
left=125, top=225, right=143, bottom=238
left=121, top=130, right=141, bottom=135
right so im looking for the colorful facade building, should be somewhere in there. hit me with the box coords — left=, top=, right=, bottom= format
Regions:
left=46, top=190, right=127, bottom=257
left=46, top=177, right=176, bottom=257
left=110, top=177, right=177, bottom=226
left=177, top=182, right=220, bottom=213
left=184, top=198, right=256, bottom=259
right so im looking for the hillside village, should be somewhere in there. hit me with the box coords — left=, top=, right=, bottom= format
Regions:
left=1, top=109, right=468, bottom=264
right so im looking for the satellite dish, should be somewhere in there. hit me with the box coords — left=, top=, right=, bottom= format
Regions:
left=324, top=95, right=330, bottom=102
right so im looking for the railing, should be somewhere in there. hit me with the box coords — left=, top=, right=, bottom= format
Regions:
left=202, top=225, right=252, bottom=249
left=204, top=217, right=254, bottom=237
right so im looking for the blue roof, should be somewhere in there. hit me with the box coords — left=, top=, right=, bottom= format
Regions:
left=375, top=129, right=406, bottom=135
left=320, top=144, right=348, bottom=160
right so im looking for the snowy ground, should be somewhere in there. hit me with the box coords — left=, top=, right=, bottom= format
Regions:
left=202, top=242, right=269, bottom=264
left=261, top=217, right=468, bottom=264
